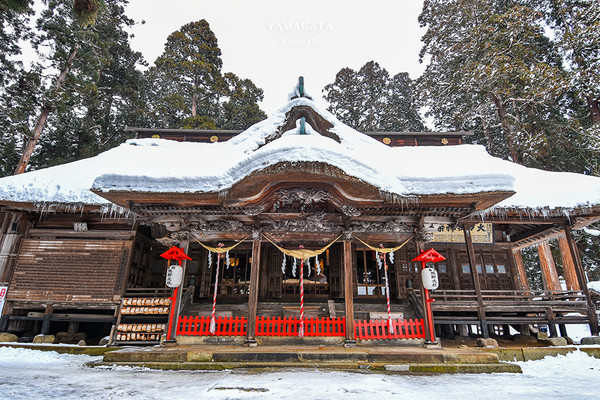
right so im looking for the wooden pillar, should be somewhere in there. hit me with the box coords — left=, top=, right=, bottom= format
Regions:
left=0, top=301, right=11, bottom=332
left=343, top=237, right=356, bottom=344
left=168, top=239, right=189, bottom=342
left=564, top=226, right=599, bottom=336
left=557, top=233, right=580, bottom=290
left=537, top=242, right=561, bottom=291
left=41, top=303, right=53, bottom=335
left=464, top=228, right=488, bottom=338
left=512, top=250, right=530, bottom=290
left=448, top=248, right=462, bottom=290
left=246, top=231, right=261, bottom=344
left=506, top=249, right=522, bottom=290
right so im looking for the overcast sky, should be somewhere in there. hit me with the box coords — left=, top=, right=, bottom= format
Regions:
left=124, top=0, right=427, bottom=115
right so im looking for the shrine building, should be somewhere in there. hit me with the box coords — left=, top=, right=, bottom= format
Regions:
left=0, top=81, right=599, bottom=345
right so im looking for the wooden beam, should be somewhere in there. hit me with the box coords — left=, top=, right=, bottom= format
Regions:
left=28, top=229, right=135, bottom=240
left=537, top=242, right=562, bottom=291
left=343, top=238, right=355, bottom=343
left=512, top=249, right=530, bottom=290
left=246, top=232, right=261, bottom=344
left=557, top=233, right=580, bottom=290
left=511, top=227, right=564, bottom=251
left=564, top=226, right=599, bottom=335
left=464, top=228, right=488, bottom=338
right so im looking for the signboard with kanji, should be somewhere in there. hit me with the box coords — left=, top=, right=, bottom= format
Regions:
left=432, top=223, right=494, bottom=244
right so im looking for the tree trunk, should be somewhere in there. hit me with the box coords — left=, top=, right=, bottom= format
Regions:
left=586, top=95, right=600, bottom=124
left=14, top=44, right=80, bottom=175
left=482, top=119, right=494, bottom=155
left=491, top=94, right=520, bottom=164
left=191, top=75, right=198, bottom=118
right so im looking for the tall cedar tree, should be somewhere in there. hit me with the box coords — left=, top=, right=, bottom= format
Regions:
left=417, top=0, right=566, bottom=165
left=324, top=61, right=424, bottom=132
left=2, top=0, right=145, bottom=175
left=146, top=19, right=265, bottom=130
left=12, top=0, right=104, bottom=174
left=32, top=0, right=146, bottom=169
left=0, top=0, right=33, bottom=176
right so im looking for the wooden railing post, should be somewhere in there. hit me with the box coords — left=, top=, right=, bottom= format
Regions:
left=246, top=230, right=261, bottom=345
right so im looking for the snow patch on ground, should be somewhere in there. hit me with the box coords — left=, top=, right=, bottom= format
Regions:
left=1, top=347, right=600, bottom=399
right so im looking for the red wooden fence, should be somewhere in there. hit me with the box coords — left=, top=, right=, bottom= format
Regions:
left=354, top=318, right=425, bottom=340
left=177, top=316, right=247, bottom=336
left=176, top=315, right=425, bottom=340
left=255, top=316, right=346, bottom=337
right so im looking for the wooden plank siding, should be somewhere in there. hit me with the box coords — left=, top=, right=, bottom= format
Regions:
left=7, top=239, right=132, bottom=303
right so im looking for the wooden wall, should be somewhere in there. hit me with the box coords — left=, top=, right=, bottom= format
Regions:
left=7, top=239, right=132, bottom=303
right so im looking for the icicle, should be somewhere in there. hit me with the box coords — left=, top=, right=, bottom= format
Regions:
left=225, top=250, right=230, bottom=269
left=292, top=258, right=297, bottom=278
left=282, top=255, right=287, bottom=275
left=389, top=251, right=394, bottom=265
left=306, top=257, right=311, bottom=277
left=208, top=251, right=212, bottom=269
left=315, top=255, right=321, bottom=275
left=376, top=251, right=383, bottom=270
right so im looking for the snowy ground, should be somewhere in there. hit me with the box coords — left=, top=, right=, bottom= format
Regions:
left=1, top=347, right=599, bottom=400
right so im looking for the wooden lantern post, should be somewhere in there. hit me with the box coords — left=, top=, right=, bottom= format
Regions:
left=160, top=246, right=191, bottom=342
left=413, top=248, right=445, bottom=344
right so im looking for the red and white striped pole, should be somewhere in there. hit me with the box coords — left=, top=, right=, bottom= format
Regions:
left=299, top=258, right=305, bottom=337
left=383, top=255, right=393, bottom=334
left=209, top=246, right=224, bottom=334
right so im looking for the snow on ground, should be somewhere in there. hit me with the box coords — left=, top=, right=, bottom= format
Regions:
left=1, top=346, right=600, bottom=400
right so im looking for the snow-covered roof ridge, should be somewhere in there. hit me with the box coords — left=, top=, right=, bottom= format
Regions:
left=2, top=91, right=600, bottom=216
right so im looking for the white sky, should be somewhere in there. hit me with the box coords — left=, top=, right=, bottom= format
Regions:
left=124, top=0, right=427, bottom=114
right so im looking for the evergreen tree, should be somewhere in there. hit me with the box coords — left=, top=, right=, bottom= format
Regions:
left=31, top=0, right=145, bottom=169
left=0, top=0, right=34, bottom=176
left=145, top=19, right=266, bottom=130
left=417, top=0, right=566, bottom=164
left=152, top=19, right=223, bottom=127
left=0, top=0, right=146, bottom=174
left=0, top=0, right=32, bottom=86
left=217, top=72, right=266, bottom=130
left=323, top=61, right=424, bottom=132
left=12, top=0, right=106, bottom=174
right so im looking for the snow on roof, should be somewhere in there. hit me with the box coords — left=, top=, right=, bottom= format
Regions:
left=1, top=95, right=600, bottom=214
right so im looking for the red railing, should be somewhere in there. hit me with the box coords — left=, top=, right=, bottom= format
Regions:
left=176, top=316, right=247, bottom=336
left=255, top=316, right=346, bottom=337
left=176, top=315, right=425, bottom=340
left=354, top=318, right=425, bottom=340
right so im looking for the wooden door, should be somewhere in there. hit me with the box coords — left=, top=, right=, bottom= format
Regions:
left=267, top=246, right=283, bottom=298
